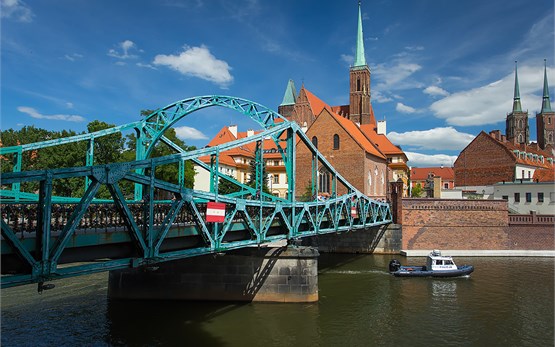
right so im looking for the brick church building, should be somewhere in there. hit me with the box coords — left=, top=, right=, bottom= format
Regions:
left=455, top=61, right=555, bottom=186
left=279, top=2, right=408, bottom=199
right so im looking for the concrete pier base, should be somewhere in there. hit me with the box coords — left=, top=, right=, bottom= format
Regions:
left=108, top=246, right=319, bottom=303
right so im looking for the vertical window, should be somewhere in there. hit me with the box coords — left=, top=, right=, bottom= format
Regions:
left=333, top=134, right=340, bottom=150
left=273, top=175, right=279, bottom=184
left=525, top=192, right=532, bottom=203
left=550, top=192, right=555, bottom=202
left=548, top=117, right=552, bottom=125
left=318, top=169, right=330, bottom=194
left=514, top=192, right=520, bottom=203
left=518, top=134, right=523, bottom=143
left=274, top=160, right=279, bottom=166
left=444, top=183, right=449, bottom=189
left=521, top=170, right=525, bottom=178
left=312, top=136, right=318, bottom=149
left=357, top=78, right=361, bottom=91
left=538, top=192, right=544, bottom=203
left=528, top=171, right=531, bottom=179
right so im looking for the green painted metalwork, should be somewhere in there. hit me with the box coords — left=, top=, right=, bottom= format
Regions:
left=0, top=95, right=391, bottom=289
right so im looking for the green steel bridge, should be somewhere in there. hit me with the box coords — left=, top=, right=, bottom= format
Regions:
left=0, top=96, right=392, bottom=290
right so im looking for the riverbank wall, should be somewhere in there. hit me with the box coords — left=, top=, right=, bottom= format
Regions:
left=400, top=198, right=555, bottom=256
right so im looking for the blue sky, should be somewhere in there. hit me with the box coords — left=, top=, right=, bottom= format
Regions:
left=1, top=0, right=554, bottom=167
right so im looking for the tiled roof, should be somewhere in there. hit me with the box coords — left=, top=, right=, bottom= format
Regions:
left=359, top=124, right=406, bottom=156
left=322, top=108, right=385, bottom=159
left=303, top=88, right=332, bottom=117
left=533, top=167, right=555, bottom=182
left=411, top=167, right=454, bottom=181
left=486, top=131, right=554, bottom=169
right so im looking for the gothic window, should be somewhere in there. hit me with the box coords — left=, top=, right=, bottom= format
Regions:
left=518, top=119, right=523, bottom=128
left=318, top=169, right=330, bottom=194
left=548, top=132, right=553, bottom=142
left=357, top=78, right=361, bottom=91
left=312, top=136, right=318, bottom=149
left=548, top=117, right=552, bottom=125
left=333, top=134, right=340, bottom=150
left=518, top=134, right=523, bottom=143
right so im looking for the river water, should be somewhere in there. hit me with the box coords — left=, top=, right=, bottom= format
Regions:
left=1, top=254, right=553, bottom=346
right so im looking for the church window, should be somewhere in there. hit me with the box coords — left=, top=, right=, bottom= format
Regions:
left=518, top=119, right=523, bottom=128
left=518, top=134, right=523, bottom=143
left=548, top=117, right=552, bottom=125
left=333, top=134, right=340, bottom=150
left=318, top=168, right=330, bottom=194
left=357, top=78, right=361, bottom=91
left=548, top=132, right=553, bottom=143
left=312, top=136, right=318, bottom=149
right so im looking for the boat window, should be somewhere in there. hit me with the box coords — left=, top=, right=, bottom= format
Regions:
left=445, top=260, right=454, bottom=265
left=435, top=260, right=443, bottom=265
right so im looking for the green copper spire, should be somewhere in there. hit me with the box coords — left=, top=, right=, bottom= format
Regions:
left=541, top=59, right=552, bottom=113
left=354, top=1, right=366, bottom=67
left=280, top=79, right=297, bottom=106
left=513, top=61, right=522, bottom=112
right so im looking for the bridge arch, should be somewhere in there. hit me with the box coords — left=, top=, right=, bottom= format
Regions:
left=139, top=95, right=288, bottom=158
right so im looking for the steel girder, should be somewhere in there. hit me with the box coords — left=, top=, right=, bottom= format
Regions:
left=0, top=96, right=391, bottom=289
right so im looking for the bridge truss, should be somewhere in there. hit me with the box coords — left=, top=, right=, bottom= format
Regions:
left=1, top=96, right=391, bottom=289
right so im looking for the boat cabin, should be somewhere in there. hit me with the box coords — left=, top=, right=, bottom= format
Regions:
left=426, top=250, right=457, bottom=271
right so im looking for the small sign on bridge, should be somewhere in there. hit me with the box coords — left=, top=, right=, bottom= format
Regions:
left=206, top=202, right=226, bottom=222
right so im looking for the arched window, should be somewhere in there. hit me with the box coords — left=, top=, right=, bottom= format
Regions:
left=549, top=132, right=553, bottom=142
left=357, top=78, right=361, bottom=91
left=518, top=119, right=523, bottom=129
left=318, top=168, right=330, bottom=194
left=312, top=136, right=318, bottom=149
left=333, top=134, right=340, bottom=150
left=518, top=134, right=523, bottom=143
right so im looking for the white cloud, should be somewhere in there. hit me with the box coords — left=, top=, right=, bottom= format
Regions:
left=1, top=0, right=33, bottom=22
left=17, top=106, right=86, bottom=122
left=387, top=127, right=475, bottom=151
left=405, top=151, right=457, bottom=168
left=423, top=85, right=449, bottom=97
left=174, top=126, right=208, bottom=140
left=373, top=62, right=422, bottom=91
left=108, top=40, right=139, bottom=59
left=64, top=53, right=83, bottom=62
left=430, top=65, right=555, bottom=126
left=372, top=90, right=393, bottom=103
left=153, top=45, right=233, bottom=87
left=396, top=102, right=417, bottom=114
left=340, top=54, right=354, bottom=66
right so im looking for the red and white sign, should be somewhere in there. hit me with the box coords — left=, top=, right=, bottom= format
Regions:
left=351, top=206, right=358, bottom=218
left=206, top=202, right=226, bottom=223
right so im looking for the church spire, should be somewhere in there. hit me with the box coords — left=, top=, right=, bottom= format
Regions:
left=354, top=1, right=366, bottom=67
left=541, top=59, right=552, bottom=113
left=512, top=61, right=522, bottom=112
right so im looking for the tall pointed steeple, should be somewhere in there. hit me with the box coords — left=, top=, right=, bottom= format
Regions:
left=541, top=59, right=552, bottom=113
left=512, top=61, right=522, bottom=112
left=354, top=1, right=366, bottom=67
left=280, top=79, right=297, bottom=106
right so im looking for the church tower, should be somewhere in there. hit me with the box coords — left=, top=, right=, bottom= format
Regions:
left=536, top=59, right=554, bottom=149
left=349, top=1, right=374, bottom=125
left=506, top=61, right=529, bottom=144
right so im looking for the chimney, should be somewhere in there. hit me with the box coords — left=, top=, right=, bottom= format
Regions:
left=247, top=129, right=255, bottom=137
left=377, top=120, right=387, bottom=135
left=489, top=130, right=501, bottom=140
left=228, top=125, right=238, bottom=138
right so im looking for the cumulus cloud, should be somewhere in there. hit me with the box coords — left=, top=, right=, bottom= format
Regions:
left=424, top=85, right=449, bottom=97
left=373, top=62, right=422, bottom=91
left=405, top=151, right=458, bottom=168
left=396, top=102, right=417, bottom=114
left=174, top=126, right=208, bottom=140
left=108, top=40, right=140, bottom=60
left=1, top=0, right=34, bottom=22
left=387, top=127, right=475, bottom=151
left=153, top=45, right=233, bottom=87
left=431, top=65, right=555, bottom=126
left=18, top=106, right=86, bottom=122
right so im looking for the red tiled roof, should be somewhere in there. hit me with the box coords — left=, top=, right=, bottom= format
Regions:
left=485, top=131, right=554, bottom=170
left=533, top=168, right=555, bottom=182
left=322, top=108, right=385, bottom=159
left=359, top=124, right=406, bottom=156
left=411, top=167, right=454, bottom=181
left=303, top=88, right=332, bottom=117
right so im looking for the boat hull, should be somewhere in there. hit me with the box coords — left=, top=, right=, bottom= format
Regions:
left=392, top=265, right=474, bottom=278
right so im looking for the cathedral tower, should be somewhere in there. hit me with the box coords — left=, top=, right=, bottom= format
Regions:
left=536, top=59, right=554, bottom=149
left=506, top=61, right=529, bottom=144
left=349, top=1, right=374, bottom=125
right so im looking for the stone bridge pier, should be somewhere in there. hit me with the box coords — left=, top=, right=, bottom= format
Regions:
left=108, top=246, right=319, bottom=303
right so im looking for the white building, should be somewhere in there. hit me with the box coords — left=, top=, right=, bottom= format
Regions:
left=493, top=181, right=555, bottom=214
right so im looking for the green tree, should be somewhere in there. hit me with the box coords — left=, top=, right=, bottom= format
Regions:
left=246, top=158, right=270, bottom=194
left=298, top=180, right=314, bottom=202
left=411, top=183, right=423, bottom=197
left=87, top=120, right=124, bottom=165
left=218, top=175, right=242, bottom=195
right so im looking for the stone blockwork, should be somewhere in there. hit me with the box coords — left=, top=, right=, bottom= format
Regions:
left=402, top=198, right=554, bottom=251
left=301, top=224, right=401, bottom=254
left=108, top=246, right=319, bottom=303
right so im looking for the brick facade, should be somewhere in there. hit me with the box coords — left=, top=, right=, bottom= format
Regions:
left=401, top=198, right=554, bottom=251
left=295, top=109, right=387, bottom=198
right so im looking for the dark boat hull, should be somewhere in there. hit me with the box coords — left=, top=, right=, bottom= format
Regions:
left=392, top=265, right=474, bottom=278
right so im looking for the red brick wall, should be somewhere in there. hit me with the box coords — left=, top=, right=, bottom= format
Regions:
left=454, top=132, right=515, bottom=186
left=401, top=198, right=554, bottom=250
left=295, top=111, right=387, bottom=198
